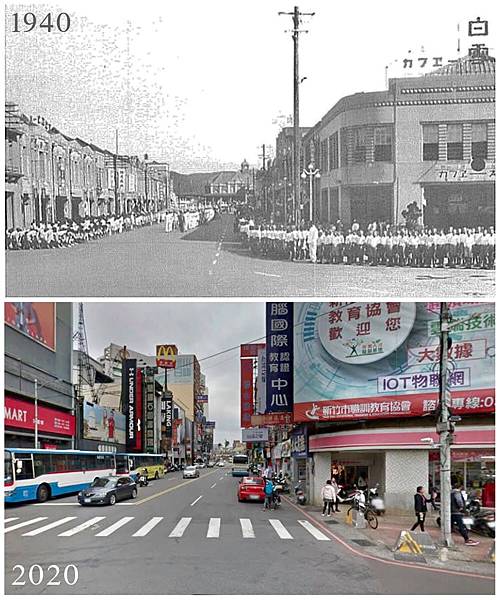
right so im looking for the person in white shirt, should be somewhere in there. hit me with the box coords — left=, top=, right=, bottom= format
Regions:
left=321, top=480, right=337, bottom=517
left=308, top=222, right=319, bottom=263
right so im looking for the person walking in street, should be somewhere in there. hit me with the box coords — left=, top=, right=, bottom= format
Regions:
left=321, top=479, right=336, bottom=516
left=410, top=486, right=432, bottom=532
left=263, top=477, right=275, bottom=511
left=451, top=481, right=479, bottom=545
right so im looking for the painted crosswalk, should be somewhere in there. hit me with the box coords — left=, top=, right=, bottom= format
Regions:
left=5, top=515, right=332, bottom=542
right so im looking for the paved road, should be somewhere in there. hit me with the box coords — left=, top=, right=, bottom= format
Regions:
left=4, top=468, right=494, bottom=595
left=6, top=215, right=494, bottom=297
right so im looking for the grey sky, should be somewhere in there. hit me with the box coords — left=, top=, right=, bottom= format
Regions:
left=6, top=0, right=493, bottom=171
left=82, top=302, right=265, bottom=444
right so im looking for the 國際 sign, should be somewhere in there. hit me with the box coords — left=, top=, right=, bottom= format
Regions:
left=156, top=344, right=178, bottom=369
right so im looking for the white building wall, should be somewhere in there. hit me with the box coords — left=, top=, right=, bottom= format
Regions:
left=312, top=452, right=331, bottom=506
left=384, top=449, right=429, bottom=514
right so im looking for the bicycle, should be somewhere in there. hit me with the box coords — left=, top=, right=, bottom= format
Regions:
left=347, top=502, right=379, bottom=529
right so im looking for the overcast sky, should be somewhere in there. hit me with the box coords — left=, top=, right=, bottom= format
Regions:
left=6, top=0, right=494, bottom=172
left=83, top=302, right=265, bottom=444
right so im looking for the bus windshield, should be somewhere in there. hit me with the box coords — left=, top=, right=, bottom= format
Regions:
left=4, top=451, right=13, bottom=484
left=232, top=454, right=248, bottom=465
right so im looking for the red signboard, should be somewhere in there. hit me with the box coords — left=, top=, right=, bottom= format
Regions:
left=240, top=359, right=254, bottom=428
left=240, top=343, right=266, bottom=358
left=293, top=389, right=495, bottom=423
left=156, top=344, right=178, bottom=369
left=251, top=413, right=293, bottom=426
left=5, top=302, right=56, bottom=350
left=5, top=395, right=75, bottom=436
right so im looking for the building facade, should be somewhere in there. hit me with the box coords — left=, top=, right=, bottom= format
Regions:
left=4, top=303, right=75, bottom=449
left=302, top=53, right=495, bottom=229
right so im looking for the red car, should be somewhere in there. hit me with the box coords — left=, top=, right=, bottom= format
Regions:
left=237, top=476, right=265, bottom=502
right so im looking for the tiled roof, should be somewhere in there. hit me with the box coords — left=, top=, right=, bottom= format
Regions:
left=426, top=54, right=495, bottom=76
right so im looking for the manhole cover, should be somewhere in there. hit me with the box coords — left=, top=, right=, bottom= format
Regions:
left=351, top=539, right=377, bottom=547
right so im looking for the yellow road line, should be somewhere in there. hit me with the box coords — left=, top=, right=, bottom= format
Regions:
left=131, top=471, right=218, bottom=506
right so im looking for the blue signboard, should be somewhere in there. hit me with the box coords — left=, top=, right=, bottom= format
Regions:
left=265, top=302, right=294, bottom=413
left=290, top=425, right=308, bottom=458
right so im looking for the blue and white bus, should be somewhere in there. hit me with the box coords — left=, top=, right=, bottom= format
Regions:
left=4, top=448, right=116, bottom=503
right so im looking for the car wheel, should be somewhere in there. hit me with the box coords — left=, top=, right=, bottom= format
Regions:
left=131, top=488, right=137, bottom=499
left=36, top=484, right=51, bottom=503
left=108, top=494, right=116, bottom=506
left=154, top=471, right=159, bottom=480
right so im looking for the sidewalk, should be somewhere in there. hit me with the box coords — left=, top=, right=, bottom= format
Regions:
left=299, top=502, right=495, bottom=577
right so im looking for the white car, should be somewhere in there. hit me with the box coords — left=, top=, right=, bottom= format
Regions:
left=217, top=461, right=225, bottom=467
left=183, top=466, right=200, bottom=479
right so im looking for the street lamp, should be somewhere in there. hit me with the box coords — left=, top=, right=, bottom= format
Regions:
left=34, top=377, right=64, bottom=449
left=301, top=163, right=320, bottom=223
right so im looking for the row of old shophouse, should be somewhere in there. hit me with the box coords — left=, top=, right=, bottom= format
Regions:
left=5, top=102, right=172, bottom=229
left=265, top=52, right=495, bottom=230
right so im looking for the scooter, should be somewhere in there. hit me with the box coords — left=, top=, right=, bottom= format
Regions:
left=337, top=485, right=358, bottom=505
left=137, top=472, right=149, bottom=487
left=295, top=481, right=306, bottom=505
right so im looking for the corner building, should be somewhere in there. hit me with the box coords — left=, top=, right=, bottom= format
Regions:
left=303, top=54, right=495, bottom=228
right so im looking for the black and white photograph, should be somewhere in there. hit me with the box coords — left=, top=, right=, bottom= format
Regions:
left=4, top=1, right=495, bottom=296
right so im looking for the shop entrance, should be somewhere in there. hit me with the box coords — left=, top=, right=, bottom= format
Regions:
left=349, top=185, right=392, bottom=228
left=423, top=183, right=494, bottom=229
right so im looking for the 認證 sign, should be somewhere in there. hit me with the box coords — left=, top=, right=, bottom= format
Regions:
left=294, top=302, right=495, bottom=422
left=265, top=302, right=294, bottom=414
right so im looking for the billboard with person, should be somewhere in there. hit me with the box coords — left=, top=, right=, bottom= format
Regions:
left=5, top=302, right=56, bottom=350
left=294, top=302, right=495, bottom=422
left=83, top=401, right=126, bottom=445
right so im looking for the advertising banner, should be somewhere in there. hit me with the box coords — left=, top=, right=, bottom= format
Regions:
left=5, top=302, right=56, bottom=350
left=144, top=367, right=156, bottom=453
left=242, top=428, right=269, bottom=442
left=123, top=359, right=138, bottom=450
left=4, top=395, right=75, bottom=436
left=195, top=394, right=208, bottom=403
left=291, top=425, right=308, bottom=458
left=205, top=421, right=216, bottom=428
left=163, top=393, right=173, bottom=437
left=256, top=347, right=267, bottom=414
left=240, top=343, right=266, bottom=358
left=156, top=344, right=178, bottom=369
left=265, top=302, right=294, bottom=413
left=250, top=413, right=293, bottom=426
left=294, top=302, right=495, bottom=422
left=240, top=358, right=254, bottom=428
left=83, top=402, right=126, bottom=445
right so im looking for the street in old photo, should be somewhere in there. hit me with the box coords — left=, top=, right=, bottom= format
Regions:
left=3, top=301, right=495, bottom=595
left=4, top=3, right=495, bottom=297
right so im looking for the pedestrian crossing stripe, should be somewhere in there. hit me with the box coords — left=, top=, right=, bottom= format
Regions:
left=6, top=516, right=333, bottom=541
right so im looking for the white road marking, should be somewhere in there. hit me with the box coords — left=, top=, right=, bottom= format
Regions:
left=212, top=259, right=217, bottom=265
left=254, top=271, right=282, bottom=278
left=169, top=517, right=192, bottom=538
left=95, top=516, right=135, bottom=537
left=132, top=517, right=164, bottom=537
left=210, top=483, right=217, bottom=488
left=4, top=517, right=19, bottom=523
left=23, top=516, right=77, bottom=536
left=219, top=477, right=224, bottom=480
left=269, top=519, right=293, bottom=539
left=240, top=518, right=255, bottom=539
left=59, top=517, right=106, bottom=537
left=298, top=519, right=330, bottom=540
left=207, top=518, right=221, bottom=538
left=5, top=517, right=48, bottom=533
left=190, top=495, right=203, bottom=506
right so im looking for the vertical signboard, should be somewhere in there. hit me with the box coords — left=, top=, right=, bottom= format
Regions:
left=256, top=347, right=267, bottom=414
left=123, top=359, right=138, bottom=451
left=240, top=357, right=254, bottom=428
left=163, top=392, right=173, bottom=437
left=144, top=367, right=156, bottom=453
left=266, top=302, right=294, bottom=413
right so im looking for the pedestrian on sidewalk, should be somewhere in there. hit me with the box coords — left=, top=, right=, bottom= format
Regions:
left=321, top=480, right=336, bottom=516
left=410, top=486, right=432, bottom=532
left=451, top=481, right=479, bottom=546
left=331, top=477, right=341, bottom=512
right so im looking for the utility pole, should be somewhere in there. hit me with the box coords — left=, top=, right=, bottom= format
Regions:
left=279, top=6, right=314, bottom=225
left=438, top=302, right=453, bottom=548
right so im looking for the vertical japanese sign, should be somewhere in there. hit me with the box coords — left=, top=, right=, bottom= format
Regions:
left=123, top=359, right=138, bottom=451
left=144, top=367, right=156, bottom=453
left=266, top=302, right=294, bottom=413
left=240, top=357, right=254, bottom=428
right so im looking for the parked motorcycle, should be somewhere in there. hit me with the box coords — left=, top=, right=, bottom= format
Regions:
left=337, top=485, right=358, bottom=505
left=295, top=481, right=306, bottom=505
left=366, top=483, right=385, bottom=515
left=273, top=474, right=290, bottom=494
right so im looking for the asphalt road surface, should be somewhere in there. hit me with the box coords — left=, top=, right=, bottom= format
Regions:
left=4, top=467, right=494, bottom=595
left=6, top=215, right=494, bottom=297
